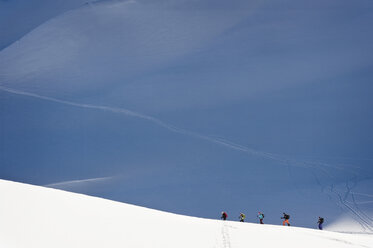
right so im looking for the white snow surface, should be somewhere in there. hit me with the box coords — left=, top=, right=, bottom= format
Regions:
left=0, top=0, right=372, bottom=236
left=0, top=179, right=372, bottom=248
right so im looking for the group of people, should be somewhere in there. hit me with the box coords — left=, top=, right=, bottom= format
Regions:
left=220, top=211, right=265, bottom=224
left=220, top=211, right=325, bottom=230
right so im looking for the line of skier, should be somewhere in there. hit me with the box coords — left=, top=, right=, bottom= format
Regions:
left=220, top=211, right=324, bottom=230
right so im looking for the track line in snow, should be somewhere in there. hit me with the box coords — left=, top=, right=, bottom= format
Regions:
left=347, top=201, right=373, bottom=205
left=44, top=177, right=113, bottom=188
left=221, top=222, right=232, bottom=248
left=0, top=85, right=356, bottom=174
left=330, top=182, right=373, bottom=232
left=351, top=192, right=373, bottom=198
left=350, top=192, right=373, bottom=223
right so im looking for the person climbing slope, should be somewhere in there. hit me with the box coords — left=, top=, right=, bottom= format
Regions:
left=257, top=212, right=265, bottom=224
left=281, top=212, right=291, bottom=226
left=221, top=211, right=228, bottom=220
left=318, top=217, right=324, bottom=230
left=239, top=213, right=246, bottom=222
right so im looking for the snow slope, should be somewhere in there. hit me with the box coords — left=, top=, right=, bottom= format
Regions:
left=0, top=0, right=372, bottom=234
left=0, top=0, right=255, bottom=96
left=0, top=179, right=372, bottom=248
left=0, top=0, right=103, bottom=50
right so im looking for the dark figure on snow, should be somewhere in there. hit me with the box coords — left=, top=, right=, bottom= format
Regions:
left=239, top=213, right=246, bottom=222
left=281, top=213, right=291, bottom=226
left=257, top=212, right=265, bottom=224
left=221, top=211, right=228, bottom=220
left=318, top=217, right=324, bottom=230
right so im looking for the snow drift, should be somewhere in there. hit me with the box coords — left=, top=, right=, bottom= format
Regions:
left=0, top=179, right=372, bottom=248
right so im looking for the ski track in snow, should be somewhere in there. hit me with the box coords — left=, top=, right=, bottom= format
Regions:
left=221, top=222, right=232, bottom=248
left=330, top=181, right=373, bottom=232
left=351, top=192, right=373, bottom=224
left=347, top=201, right=373, bottom=205
left=1, top=85, right=372, bottom=232
left=351, top=192, right=373, bottom=198
left=44, top=177, right=113, bottom=188
left=0, top=86, right=356, bottom=172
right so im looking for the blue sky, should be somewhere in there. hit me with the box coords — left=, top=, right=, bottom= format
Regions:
left=0, top=0, right=373, bottom=229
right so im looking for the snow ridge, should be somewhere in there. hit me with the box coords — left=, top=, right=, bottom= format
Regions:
left=1, top=179, right=372, bottom=248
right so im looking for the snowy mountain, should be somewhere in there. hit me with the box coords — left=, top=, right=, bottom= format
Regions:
left=0, top=179, right=372, bottom=248
left=0, top=0, right=372, bottom=234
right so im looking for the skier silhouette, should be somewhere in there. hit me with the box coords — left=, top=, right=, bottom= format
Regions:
left=221, top=211, right=228, bottom=220
left=318, top=217, right=324, bottom=230
left=239, top=213, right=246, bottom=222
left=281, top=213, right=291, bottom=226
left=257, top=212, right=264, bottom=224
